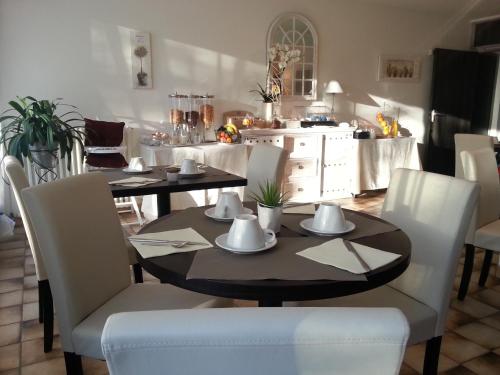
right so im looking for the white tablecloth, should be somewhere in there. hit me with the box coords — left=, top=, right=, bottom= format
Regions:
left=351, top=137, right=421, bottom=195
left=140, top=143, right=250, bottom=219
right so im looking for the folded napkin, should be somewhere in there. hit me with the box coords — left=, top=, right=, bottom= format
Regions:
left=297, top=238, right=401, bottom=274
left=283, top=204, right=316, bottom=215
left=109, top=177, right=161, bottom=187
left=129, top=228, right=212, bottom=259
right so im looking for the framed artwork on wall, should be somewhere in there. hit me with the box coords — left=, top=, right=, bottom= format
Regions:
left=131, top=31, right=152, bottom=89
left=378, top=55, right=421, bottom=82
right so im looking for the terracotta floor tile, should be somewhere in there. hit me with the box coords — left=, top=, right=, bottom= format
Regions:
left=0, top=368, right=20, bottom=375
left=82, top=358, right=109, bottom=375
left=441, top=332, right=489, bottom=363
left=0, top=269, right=24, bottom=282
left=454, top=322, right=500, bottom=349
left=441, top=366, right=479, bottom=375
left=0, top=324, right=20, bottom=347
left=0, top=291, right=22, bottom=309
left=0, top=344, right=19, bottom=372
left=474, top=289, right=500, bottom=309
left=0, top=241, right=26, bottom=251
left=480, top=312, right=500, bottom=331
left=22, top=278, right=36, bottom=291
left=404, top=343, right=458, bottom=373
left=0, top=280, right=22, bottom=295
left=0, top=249, right=25, bottom=261
left=399, top=363, right=419, bottom=374
left=0, top=306, right=21, bottom=326
left=451, top=297, right=498, bottom=319
left=20, top=337, right=62, bottom=366
left=446, top=308, right=475, bottom=331
left=0, top=259, right=24, bottom=270
left=22, top=264, right=34, bottom=278
left=20, top=357, right=66, bottom=375
left=21, top=304, right=38, bottom=323
left=463, top=352, right=500, bottom=375
left=21, top=320, right=58, bottom=342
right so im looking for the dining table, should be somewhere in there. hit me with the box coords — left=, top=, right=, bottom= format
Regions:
left=102, top=165, right=247, bottom=216
left=135, top=202, right=411, bottom=307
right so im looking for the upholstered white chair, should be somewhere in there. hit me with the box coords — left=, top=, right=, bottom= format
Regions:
left=454, top=133, right=494, bottom=179
left=244, top=144, right=287, bottom=201
left=102, top=307, right=409, bottom=375
left=21, top=172, right=229, bottom=375
left=458, top=148, right=500, bottom=300
left=288, top=169, right=479, bottom=375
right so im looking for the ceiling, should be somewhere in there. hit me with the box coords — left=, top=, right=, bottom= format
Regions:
left=356, top=0, right=479, bottom=16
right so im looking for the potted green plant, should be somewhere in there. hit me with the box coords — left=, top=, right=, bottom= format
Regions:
left=249, top=180, right=288, bottom=233
left=0, top=96, right=85, bottom=170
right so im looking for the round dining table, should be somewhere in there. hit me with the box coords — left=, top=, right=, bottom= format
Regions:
left=137, top=203, right=411, bottom=307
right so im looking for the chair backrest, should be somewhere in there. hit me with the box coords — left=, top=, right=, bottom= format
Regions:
left=461, top=148, right=500, bottom=228
left=102, top=307, right=409, bottom=375
left=381, top=169, right=478, bottom=336
left=3, top=156, right=47, bottom=280
left=454, top=133, right=494, bottom=179
left=244, top=144, right=287, bottom=201
left=22, top=172, right=131, bottom=353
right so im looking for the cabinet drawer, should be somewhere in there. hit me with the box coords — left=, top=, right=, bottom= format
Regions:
left=285, top=158, right=318, bottom=179
left=283, top=179, right=320, bottom=201
left=243, top=135, right=284, bottom=148
left=285, top=135, right=320, bottom=158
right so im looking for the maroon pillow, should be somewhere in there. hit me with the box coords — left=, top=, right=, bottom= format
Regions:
left=86, top=154, right=128, bottom=168
left=84, top=118, right=125, bottom=147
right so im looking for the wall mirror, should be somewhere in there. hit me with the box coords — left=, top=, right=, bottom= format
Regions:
left=267, top=13, right=318, bottom=100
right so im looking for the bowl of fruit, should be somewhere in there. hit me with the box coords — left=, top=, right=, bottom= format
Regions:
left=216, top=122, right=240, bottom=144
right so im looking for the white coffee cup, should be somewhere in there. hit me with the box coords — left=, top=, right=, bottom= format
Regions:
left=226, top=214, right=275, bottom=251
left=214, top=192, right=244, bottom=218
left=180, top=159, right=199, bottom=174
left=129, top=157, right=146, bottom=171
left=312, top=203, right=347, bottom=233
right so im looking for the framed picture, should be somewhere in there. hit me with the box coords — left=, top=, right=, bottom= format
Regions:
left=131, top=31, right=152, bottom=89
left=378, top=55, right=421, bottom=82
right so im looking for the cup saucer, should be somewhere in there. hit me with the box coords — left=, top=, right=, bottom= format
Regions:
left=122, top=167, right=153, bottom=174
left=299, top=218, right=356, bottom=236
left=204, top=207, right=253, bottom=222
left=178, top=170, right=206, bottom=178
left=215, top=232, right=277, bottom=254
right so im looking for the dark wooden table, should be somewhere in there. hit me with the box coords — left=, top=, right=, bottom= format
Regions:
left=137, top=203, right=411, bottom=306
left=102, top=166, right=247, bottom=216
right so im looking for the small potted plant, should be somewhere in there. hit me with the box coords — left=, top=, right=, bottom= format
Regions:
left=0, top=96, right=85, bottom=171
left=249, top=180, right=288, bottom=233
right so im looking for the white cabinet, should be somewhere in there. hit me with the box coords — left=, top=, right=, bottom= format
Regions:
left=322, top=131, right=354, bottom=199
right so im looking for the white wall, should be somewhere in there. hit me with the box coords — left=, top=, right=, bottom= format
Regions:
left=0, top=0, right=495, bottom=145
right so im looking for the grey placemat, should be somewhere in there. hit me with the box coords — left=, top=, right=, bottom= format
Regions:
left=186, top=236, right=367, bottom=281
left=281, top=209, right=397, bottom=240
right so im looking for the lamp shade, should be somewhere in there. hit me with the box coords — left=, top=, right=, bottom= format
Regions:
left=325, top=80, right=343, bottom=94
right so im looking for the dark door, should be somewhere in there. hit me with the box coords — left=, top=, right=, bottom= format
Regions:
left=426, top=48, right=498, bottom=175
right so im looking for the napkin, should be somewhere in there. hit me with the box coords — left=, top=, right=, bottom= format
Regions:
left=129, top=228, right=213, bottom=259
left=297, top=238, right=401, bottom=274
left=109, top=177, right=161, bottom=187
left=283, top=204, right=316, bottom=215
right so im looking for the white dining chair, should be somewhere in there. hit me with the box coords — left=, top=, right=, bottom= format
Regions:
left=457, top=148, right=500, bottom=300
left=244, top=144, right=287, bottom=201
left=454, top=133, right=494, bottom=179
left=21, top=172, right=230, bottom=375
left=102, top=307, right=409, bottom=375
left=287, top=168, right=479, bottom=375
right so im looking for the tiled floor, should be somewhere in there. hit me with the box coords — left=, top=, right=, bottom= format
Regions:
left=0, top=191, right=499, bottom=374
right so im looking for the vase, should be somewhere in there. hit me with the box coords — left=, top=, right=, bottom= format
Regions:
left=262, top=102, right=273, bottom=122
left=257, top=203, right=282, bottom=233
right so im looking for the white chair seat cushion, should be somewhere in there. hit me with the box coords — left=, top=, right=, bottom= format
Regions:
left=474, top=219, right=500, bottom=252
left=287, top=285, right=437, bottom=345
left=72, top=283, right=229, bottom=359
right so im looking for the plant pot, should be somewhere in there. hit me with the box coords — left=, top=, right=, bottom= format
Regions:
left=29, top=143, right=59, bottom=169
left=257, top=203, right=282, bottom=233
left=137, top=72, right=148, bottom=86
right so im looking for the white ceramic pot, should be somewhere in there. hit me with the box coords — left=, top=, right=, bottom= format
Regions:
left=257, top=204, right=282, bottom=233
left=262, top=102, right=273, bottom=122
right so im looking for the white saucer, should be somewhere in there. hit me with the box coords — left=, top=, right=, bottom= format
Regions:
left=122, top=167, right=153, bottom=174
left=204, top=207, right=253, bottom=222
left=215, top=232, right=277, bottom=254
left=299, top=218, right=356, bottom=236
left=179, top=171, right=206, bottom=178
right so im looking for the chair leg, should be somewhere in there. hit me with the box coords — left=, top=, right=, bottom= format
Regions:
left=39, top=280, right=54, bottom=353
left=478, top=249, right=493, bottom=287
left=458, top=244, right=475, bottom=300
left=133, top=263, right=144, bottom=283
left=38, top=281, right=44, bottom=323
left=423, top=336, right=442, bottom=375
left=64, top=352, right=83, bottom=375
left=130, top=197, right=144, bottom=226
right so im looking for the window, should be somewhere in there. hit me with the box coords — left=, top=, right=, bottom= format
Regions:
left=267, top=14, right=318, bottom=100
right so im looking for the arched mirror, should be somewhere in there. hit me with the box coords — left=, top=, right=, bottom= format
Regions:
left=267, top=13, right=318, bottom=100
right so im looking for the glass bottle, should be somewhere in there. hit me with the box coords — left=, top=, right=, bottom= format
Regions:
left=200, top=94, right=215, bottom=129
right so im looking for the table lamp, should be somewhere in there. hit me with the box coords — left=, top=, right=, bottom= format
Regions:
left=325, top=80, right=343, bottom=115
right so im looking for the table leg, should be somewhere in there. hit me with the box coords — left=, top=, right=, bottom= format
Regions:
left=157, top=193, right=171, bottom=217
left=258, top=299, right=282, bottom=307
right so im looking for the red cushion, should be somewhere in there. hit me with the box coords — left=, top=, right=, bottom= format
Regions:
left=84, top=118, right=125, bottom=147
left=86, top=154, right=128, bottom=168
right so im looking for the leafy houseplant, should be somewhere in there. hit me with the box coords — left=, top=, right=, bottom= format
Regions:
left=0, top=96, right=85, bottom=170
left=250, top=180, right=288, bottom=233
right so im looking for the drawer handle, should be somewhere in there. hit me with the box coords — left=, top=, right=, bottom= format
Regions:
left=298, top=164, right=304, bottom=169
left=298, top=187, right=304, bottom=192
left=299, top=142, right=306, bottom=146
